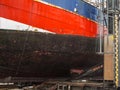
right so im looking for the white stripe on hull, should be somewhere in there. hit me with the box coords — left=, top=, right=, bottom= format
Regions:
left=0, top=17, right=54, bottom=34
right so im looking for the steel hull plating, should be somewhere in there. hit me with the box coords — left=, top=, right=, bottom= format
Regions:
left=0, top=0, right=97, bottom=37
left=0, top=0, right=103, bottom=78
left=41, top=0, right=99, bottom=21
left=0, top=29, right=103, bottom=78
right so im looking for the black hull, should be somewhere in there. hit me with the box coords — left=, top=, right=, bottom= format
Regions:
left=0, top=29, right=103, bottom=78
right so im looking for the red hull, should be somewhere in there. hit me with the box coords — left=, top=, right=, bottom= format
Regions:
left=0, top=0, right=97, bottom=37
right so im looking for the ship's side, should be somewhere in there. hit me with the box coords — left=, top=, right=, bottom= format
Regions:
left=0, top=0, right=99, bottom=37
left=0, top=0, right=103, bottom=78
left=0, top=29, right=103, bottom=78
left=41, top=0, right=98, bottom=21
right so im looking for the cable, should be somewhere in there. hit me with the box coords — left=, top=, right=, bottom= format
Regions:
left=15, top=30, right=29, bottom=75
left=15, top=1, right=34, bottom=75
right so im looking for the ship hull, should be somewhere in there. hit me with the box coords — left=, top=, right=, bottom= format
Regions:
left=0, top=0, right=98, bottom=37
left=0, top=0, right=103, bottom=78
left=0, top=29, right=103, bottom=78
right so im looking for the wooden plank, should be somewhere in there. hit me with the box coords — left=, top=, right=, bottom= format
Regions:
left=104, top=35, right=114, bottom=80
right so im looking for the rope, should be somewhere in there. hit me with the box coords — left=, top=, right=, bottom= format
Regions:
left=15, top=0, right=34, bottom=75
left=15, top=30, right=29, bottom=75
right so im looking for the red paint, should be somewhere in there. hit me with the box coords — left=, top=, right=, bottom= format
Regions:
left=0, top=0, right=98, bottom=37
